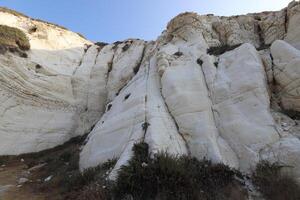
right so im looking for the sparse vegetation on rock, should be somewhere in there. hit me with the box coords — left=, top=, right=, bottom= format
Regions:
left=0, top=24, right=30, bottom=50
left=207, top=44, right=241, bottom=56
left=114, top=142, right=247, bottom=200
left=252, top=161, right=300, bottom=200
left=0, top=7, right=29, bottom=18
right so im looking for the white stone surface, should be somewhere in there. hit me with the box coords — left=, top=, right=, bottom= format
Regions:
left=106, top=40, right=145, bottom=101
left=271, top=40, right=300, bottom=111
left=286, top=1, right=300, bottom=49
left=209, top=43, right=280, bottom=172
left=1, top=2, right=300, bottom=183
left=0, top=10, right=123, bottom=155
left=159, top=34, right=238, bottom=168
left=80, top=43, right=188, bottom=174
left=261, top=136, right=300, bottom=183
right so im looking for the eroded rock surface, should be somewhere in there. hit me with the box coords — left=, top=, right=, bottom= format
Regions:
left=0, top=1, right=300, bottom=183
left=80, top=1, right=300, bottom=180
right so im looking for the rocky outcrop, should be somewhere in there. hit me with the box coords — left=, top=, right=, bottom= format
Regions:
left=80, top=1, right=300, bottom=181
left=0, top=8, right=146, bottom=155
left=1, top=1, right=300, bottom=183
left=271, top=40, right=300, bottom=111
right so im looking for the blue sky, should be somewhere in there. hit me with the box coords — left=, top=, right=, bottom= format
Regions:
left=0, top=0, right=292, bottom=43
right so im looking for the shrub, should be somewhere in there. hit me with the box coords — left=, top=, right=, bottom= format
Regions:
left=122, top=43, right=131, bottom=52
left=0, top=25, right=30, bottom=50
left=95, top=42, right=108, bottom=47
left=252, top=161, right=300, bottom=200
left=0, top=7, right=70, bottom=32
left=197, top=58, right=203, bottom=66
left=76, top=32, right=86, bottom=39
left=256, top=44, right=271, bottom=51
left=174, top=51, right=183, bottom=57
left=63, top=159, right=117, bottom=192
left=214, top=61, right=219, bottom=67
left=114, top=142, right=246, bottom=200
left=282, top=110, right=300, bottom=120
left=67, top=183, right=110, bottom=200
left=0, top=156, right=14, bottom=166
left=207, top=44, right=241, bottom=56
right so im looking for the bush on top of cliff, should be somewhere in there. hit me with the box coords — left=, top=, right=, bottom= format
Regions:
left=0, top=7, right=29, bottom=18
left=114, top=142, right=247, bottom=200
left=252, top=161, right=300, bottom=200
left=0, top=25, right=30, bottom=50
left=0, top=7, right=86, bottom=39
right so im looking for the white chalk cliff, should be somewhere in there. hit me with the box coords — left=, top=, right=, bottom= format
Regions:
left=0, top=1, right=300, bottom=182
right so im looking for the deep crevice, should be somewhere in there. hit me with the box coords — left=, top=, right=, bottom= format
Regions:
left=133, top=44, right=146, bottom=75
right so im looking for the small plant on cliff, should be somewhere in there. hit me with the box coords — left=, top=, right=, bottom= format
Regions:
left=282, top=110, right=300, bottom=120
left=0, top=24, right=30, bottom=50
left=252, top=161, right=300, bottom=200
left=207, top=44, right=241, bottom=56
left=114, top=142, right=247, bottom=200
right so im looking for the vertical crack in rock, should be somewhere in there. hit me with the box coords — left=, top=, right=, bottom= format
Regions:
left=199, top=61, right=224, bottom=137
left=133, top=45, right=146, bottom=75
left=140, top=43, right=154, bottom=141
left=199, top=56, right=239, bottom=167
left=106, top=40, right=146, bottom=101
left=159, top=86, right=192, bottom=155
left=256, top=21, right=266, bottom=49
left=105, top=55, right=114, bottom=91
left=84, top=46, right=103, bottom=129
left=107, top=42, right=146, bottom=101
left=284, top=8, right=288, bottom=34
left=142, top=61, right=150, bottom=140
left=73, top=44, right=92, bottom=75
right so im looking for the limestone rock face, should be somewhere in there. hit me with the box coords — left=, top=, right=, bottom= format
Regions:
left=286, top=1, right=300, bottom=48
left=209, top=44, right=280, bottom=172
left=271, top=40, right=300, bottom=111
left=0, top=9, right=139, bottom=154
left=1, top=2, right=300, bottom=183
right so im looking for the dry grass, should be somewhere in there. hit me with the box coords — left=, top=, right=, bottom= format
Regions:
left=0, top=24, right=30, bottom=50
left=252, top=161, right=300, bottom=200
left=0, top=7, right=86, bottom=39
left=0, top=7, right=29, bottom=18
left=114, top=142, right=248, bottom=200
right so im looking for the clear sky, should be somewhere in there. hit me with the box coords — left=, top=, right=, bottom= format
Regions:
left=0, top=0, right=292, bottom=43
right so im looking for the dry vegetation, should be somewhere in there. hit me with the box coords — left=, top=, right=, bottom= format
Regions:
left=1, top=140, right=300, bottom=200
left=207, top=44, right=242, bottom=56
left=114, top=142, right=248, bottom=200
left=0, top=7, right=86, bottom=39
left=252, top=161, right=300, bottom=200
left=0, top=24, right=30, bottom=50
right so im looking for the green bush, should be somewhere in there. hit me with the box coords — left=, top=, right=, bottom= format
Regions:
left=252, top=161, right=300, bottom=200
left=0, top=24, right=30, bottom=50
left=114, top=142, right=246, bottom=200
